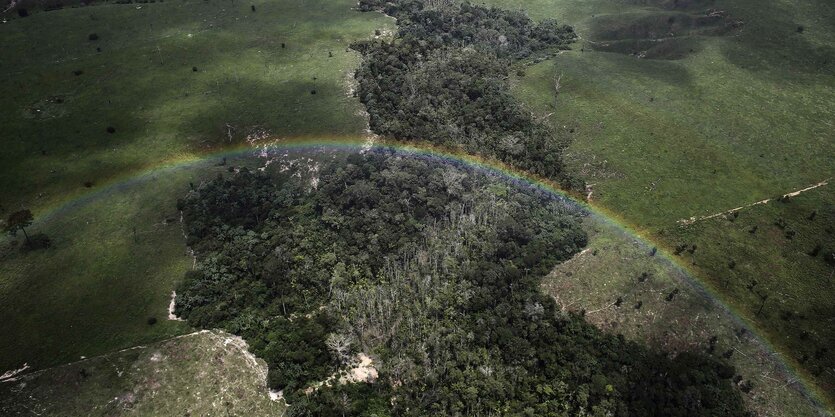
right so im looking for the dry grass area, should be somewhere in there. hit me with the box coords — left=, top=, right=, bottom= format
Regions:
left=545, top=216, right=829, bottom=417
left=0, top=330, right=286, bottom=416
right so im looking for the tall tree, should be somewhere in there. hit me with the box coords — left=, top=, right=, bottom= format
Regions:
left=5, top=209, right=33, bottom=245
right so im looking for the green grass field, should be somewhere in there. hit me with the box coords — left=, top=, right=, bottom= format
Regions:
left=0, top=0, right=391, bottom=374
left=484, top=0, right=835, bottom=406
left=0, top=0, right=390, bottom=211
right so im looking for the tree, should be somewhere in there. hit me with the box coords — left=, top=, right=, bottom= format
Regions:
left=5, top=209, right=33, bottom=245
left=553, top=70, right=563, bottom=110
left=325, top=333, right=354, bottom=364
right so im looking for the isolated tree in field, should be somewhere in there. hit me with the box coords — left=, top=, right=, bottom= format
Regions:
left=5, top=209, right=33, bottom=245
left=553, top=71, right=563, bottom=109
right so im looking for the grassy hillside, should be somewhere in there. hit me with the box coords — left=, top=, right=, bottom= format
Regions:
left=0, top=0, right=392, bottom=373
left=0, top=330, right=286, bottom=416
left=484, top=0, right=835, bottom=406
left=545, top=217, right=825, bottom=416
left=0, top=0, right=390, bottom=212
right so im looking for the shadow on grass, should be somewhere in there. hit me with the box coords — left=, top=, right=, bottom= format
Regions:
left=715, top=0, right=835, bottom=78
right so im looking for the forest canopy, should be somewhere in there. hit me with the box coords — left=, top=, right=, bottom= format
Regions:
left=175, top=149, right=750, bottom=416
left=352, top=0, right=581, bottom=189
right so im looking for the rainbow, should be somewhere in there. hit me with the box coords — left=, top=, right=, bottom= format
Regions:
left=30, top=136, right=832, bottom=413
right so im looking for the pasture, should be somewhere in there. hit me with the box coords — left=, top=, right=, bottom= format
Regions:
left=486, top=0, right=835, bottom=404
left=0, top=0, right=391, bottom=373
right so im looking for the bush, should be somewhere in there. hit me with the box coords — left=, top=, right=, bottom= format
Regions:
left=88, top=33, right=99, bottom=41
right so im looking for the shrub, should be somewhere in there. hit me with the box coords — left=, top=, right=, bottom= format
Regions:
left=147, top=317, right=158, bottom=325
left=88, top=33, right=99, bottom=41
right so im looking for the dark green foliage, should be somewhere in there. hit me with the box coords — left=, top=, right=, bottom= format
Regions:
left=5, top=209, right=33, bottom=233
left=262, top=315, right=336, bottom=394
left=176, top=150, right=750, bottom=416
left=88, top=33, right=99, bottom=41
left=5, top=209, right=35, bottom=246
left=774, top=217, right=787, bottom=229
left=5, top=208, right=49, bottom=253
left=353, top=0, right=580, bottom=189
left=295, top=383, right=391, bottom=417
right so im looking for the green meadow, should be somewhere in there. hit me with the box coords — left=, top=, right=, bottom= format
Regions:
left=485, top=0, right=835, bottom=405
left=0, top=0, right=391, bottom=373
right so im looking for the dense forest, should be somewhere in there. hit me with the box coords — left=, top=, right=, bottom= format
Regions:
left=352, top=0, right=581, bottom=189
left=175, top=149, right=750, bottom=416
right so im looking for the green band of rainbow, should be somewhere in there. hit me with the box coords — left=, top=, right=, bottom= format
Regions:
left=31, top=136, right=831, bottom=413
